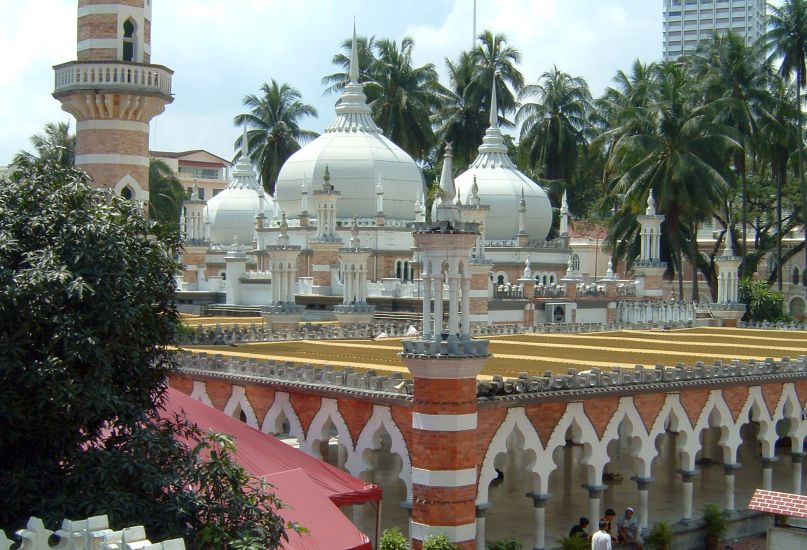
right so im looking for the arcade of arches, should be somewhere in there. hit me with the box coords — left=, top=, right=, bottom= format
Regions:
left=170, top=373, right=807, bottom=548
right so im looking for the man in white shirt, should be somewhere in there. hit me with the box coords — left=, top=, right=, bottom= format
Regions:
left=592, top=519, right=612, bottom=550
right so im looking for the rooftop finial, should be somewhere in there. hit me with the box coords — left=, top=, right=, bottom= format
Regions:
left=350, top=216, right=361, bottom=247
left=323, top=165, right=332, bottom=191
left=561, top=190, right=569, bottom=214
left=519, top=187, right=526, bottom=210
left=646, top=190, right=657, bottom=216
left=489, top=71, right=500, bottom=129
left=455, top=185, right=462, bottom=206
left=240, top=125, right=249, bottom=159
left=439, top=142, right=456, bottom=203
left=278, top=211, right=289, bottom=246
left=523, top=256, right=532, bottom=278
left=349, top=20, right=360, bottom=84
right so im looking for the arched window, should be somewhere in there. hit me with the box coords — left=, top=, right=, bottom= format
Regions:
left=120, top=185, right=133, bottom=200
left=793, top=267, right=801, bottom=286
left=497, top=274, right=505, bottom=286
left=122, top=19, right=136, bottom=62
left=571, top=254, right=580, bottom=272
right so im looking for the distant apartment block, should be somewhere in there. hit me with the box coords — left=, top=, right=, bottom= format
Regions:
left=663, top=0, right=766, bottom=60
left=151, top=150, right=232, bottom=200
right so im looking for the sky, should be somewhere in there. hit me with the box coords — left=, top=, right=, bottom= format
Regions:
left=0, top=0, right=706, bottom=163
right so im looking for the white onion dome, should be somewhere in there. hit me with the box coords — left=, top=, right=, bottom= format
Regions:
left=454, top=79, right=552, bottom=240
left=206, top=134, right=274, bottom=246
left=274, top=25, right=423, bottom=221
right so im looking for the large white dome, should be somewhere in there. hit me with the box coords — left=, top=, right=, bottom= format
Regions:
left=206, top=147, right=274, bottom=246
left=454, top=89, right=552, bottom=240
left=275, top=35, right=422, bottom=221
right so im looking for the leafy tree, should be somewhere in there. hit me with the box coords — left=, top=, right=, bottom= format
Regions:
left=321, top=34, right=378, bottom=97
left=470, top=30, right=525, bottom=119
left=517, top=66, right=593, bottom=209
left=148, top=158, right=185, bottom=232
left=234, top=79, right=319, bottom=195
left=0, top=160, right=290, bottom=548
left=369, top=37, right=445, bottom=161
left=739, top=278, right=787, bottom=322
left=767, top=0, right=807, bottom=284
left=12, top=121, right=76, bottom=167
left=379, top=527, right=408, bottom=550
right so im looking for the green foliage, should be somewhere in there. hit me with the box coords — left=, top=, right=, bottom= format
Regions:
left=644, top=522, right=673, bottom=550
left=12, top=120, right=76, bottom=167
left=422, top=533, right=460, bottom=550
left=148, top=158, right=185, bottom=234
left=0, top=160, right=290, bottom=548
left=487, top=538, right=523, bottom=550
left=558, top=535, right=590, bottom=550
left=701, top=503, right=728, bottom=539
left=379, top=527, right=408, bottom=550
left=739, top=278, right=786, bottom=321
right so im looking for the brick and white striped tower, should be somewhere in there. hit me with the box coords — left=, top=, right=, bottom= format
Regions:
left=401, top=161, right=490, bottom=549
left=53, top=0, right=173, bottom=202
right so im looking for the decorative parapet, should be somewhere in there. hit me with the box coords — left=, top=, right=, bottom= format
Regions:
left=478, top=355, right=807, bottom=399
left=400, top=336, right=490, bottom=358
left=178, top=351, right=412, bottom=398
left=1, top=515, right=184, bottom=550
left=534, top=284, right=567, bottom=298
left=53, top=61, right=173, bottom=98
left=634, top=259, right=667, bottom=269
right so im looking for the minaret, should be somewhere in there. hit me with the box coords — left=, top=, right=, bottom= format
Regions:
left=560, top=190, right=570, bottom=244
left=402, top=177, right=489, bottom=550
left=375, top=175, right=385, bottom=226
left=262, top=212, right=305, bottom=332
left=634, top=191, right=666, bottom=297
left=53, top=0, right=173, bottom=201
left=713, top=226, right=746, bottom=325
left=310, top=165, right=342, bottom=293
left=334, top=217, right=375, bottom=328
left=516, top=188, right=529, bottom=247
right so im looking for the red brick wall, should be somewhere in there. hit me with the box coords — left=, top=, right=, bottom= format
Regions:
left=289, top=393, right=322, bottom=437
left=634, top=393, right=666, bottom=432
left=584, top=397, right=620, bottom=438
left=680, top=389, right=711, bottom=428
left=338, top=399, right=374, bottom=445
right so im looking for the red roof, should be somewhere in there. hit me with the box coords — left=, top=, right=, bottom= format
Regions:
left=163, top=388, right=381, bottom=506
left=748, top=489, right=807, bottom=518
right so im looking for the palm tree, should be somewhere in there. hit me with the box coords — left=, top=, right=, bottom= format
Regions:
left=691, top=32, right=770, bottom=276
left=517, top=66, right=593, bottom=208
left=470, top=31, right=524, bottom=120
left=767, top=0, right=807, bottom=285
left=148, top=158, right=185, bottom=232
left=233, top=79, right=318, bottom=195
left=434, top=52, right=487, bottom=169
left=13, top=121, right=76, bottom=167
left=321, top=35, right=378, bottom=97
left=369, top=37, right=445, bottom=161
left=606, top=62, right=740, bottom=300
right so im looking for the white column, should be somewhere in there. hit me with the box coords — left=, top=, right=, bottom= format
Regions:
left=680, top=470, right=695, bottom=524
left=422, top=274, right=432, bottom=339
left=762, top=458, right=775, bottom=491
left=448, top=273, right=460, bottom=336
left=792, top=453, right=803, bottom=495
left=635, top=477, right=651, bottom=532
left=461, top=275, right=471, bottom=336
left=587, top=485, right=603, bottom=531
left=724, top=464, right=738, bottom=515
left=433, top=275, right=444, bottom=336
left=475, top=504, right=488, bottom=550
left=527, top=493, right=548, bottom=550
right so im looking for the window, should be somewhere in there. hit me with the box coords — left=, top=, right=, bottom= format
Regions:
left=178, top=166, right=221, bottom=180
left=121, top=186, right=133, bottom=200
left=792, top=267, right=801, bottom=286
left=198, top=187, right=205, bottom=200
left=571, top=254, right=581, bottom=272
left=122, top=19, right=136, bottom=62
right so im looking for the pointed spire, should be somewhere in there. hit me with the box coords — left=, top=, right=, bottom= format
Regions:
left=349, top=19, right=360, bottom=84
left=519, top=187, right=526, bottom=210
left=489, top=72, right=499, bottom=129
left=350, top=216, right=361, bottom=248
left=646, top=190, right=657, bottom=216
left=439, top=143, right=456, bottom=203
left=455, top=185, right=462, bottom=206
left=240, top=125, right=249, bottom=160
left=278, top=211, right=289, bottom=246
left=561, top=190, right=569, bottom=215
left=323, top=165, right=332, bottom=191
left=471, top=175, right=480, bottom=206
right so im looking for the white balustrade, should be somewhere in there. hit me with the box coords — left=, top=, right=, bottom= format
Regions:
left=54, top=61, right=173, bottom=96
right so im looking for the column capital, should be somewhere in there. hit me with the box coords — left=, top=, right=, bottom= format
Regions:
left=630, top=475, right=653, bottom=490
left=723, top=463, right=741, bottom=475
left=792, top=452, right=804, bottom=464
left=762, top=457, right=778, bottom=468
left=475, top=503, right=490, bottom=518
left=525, top=492, right=550, bottom=507
left=676, top=469, right=697, bottom=482
left=582, top=484, right=607, bottom=497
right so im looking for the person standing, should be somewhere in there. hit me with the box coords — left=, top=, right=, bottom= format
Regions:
left=591, top=519, right=612, bottom=550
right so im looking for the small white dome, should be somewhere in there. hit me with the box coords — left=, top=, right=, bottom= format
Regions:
left=275, top=28, right=422, bottom=220
left=454, top=82, right=552, bottom=240
left=206, top=143, right=274, bottom=246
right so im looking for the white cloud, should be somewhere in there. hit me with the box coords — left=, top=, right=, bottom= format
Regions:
left=0, top=0, right=677, bottom=164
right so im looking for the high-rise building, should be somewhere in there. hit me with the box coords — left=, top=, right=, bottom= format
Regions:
left=53, top=0, right=174, bottom=202
left=663, top=0, right=766, bottom=61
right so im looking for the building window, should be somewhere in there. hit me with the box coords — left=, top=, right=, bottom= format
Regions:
left=121, top=186, right=133, bottom=200
left=793, top=267, right=801, bottom=286
left=198, top=188, right=205, bottom=200
left=122, top=19, right=136, bottom=62
left=571, top=254, right=581, bottom=272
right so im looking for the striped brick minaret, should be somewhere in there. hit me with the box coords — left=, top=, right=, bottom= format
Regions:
left=401, top=157, right=490, bottom=549
left=53, top=0, right=173, bottom=202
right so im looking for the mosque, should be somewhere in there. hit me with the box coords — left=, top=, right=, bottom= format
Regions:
left=50, top=2, right=807, bottom=549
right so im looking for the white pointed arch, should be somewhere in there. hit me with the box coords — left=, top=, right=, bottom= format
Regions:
left=261, top=391, right=304, bottom=443
left=545, top=402, right=603, bottom=485
left=600, top=397, right=653, bottom=478
left=477, top=407, right=544, bottom=505
left=647, top=393, right=698, bottom=470
left=693, top=390, right=741, bottom=464
left=299, top=398, right=354, bottom=461
left=775, top=383, right=806, bottom=445
left=351, top=405, right=412, bottom=495
left=114, top=174, right=148, bottom=202
left=223, top=385, right=259, bottom=428
left=189, top=380, right=213, bottom=405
